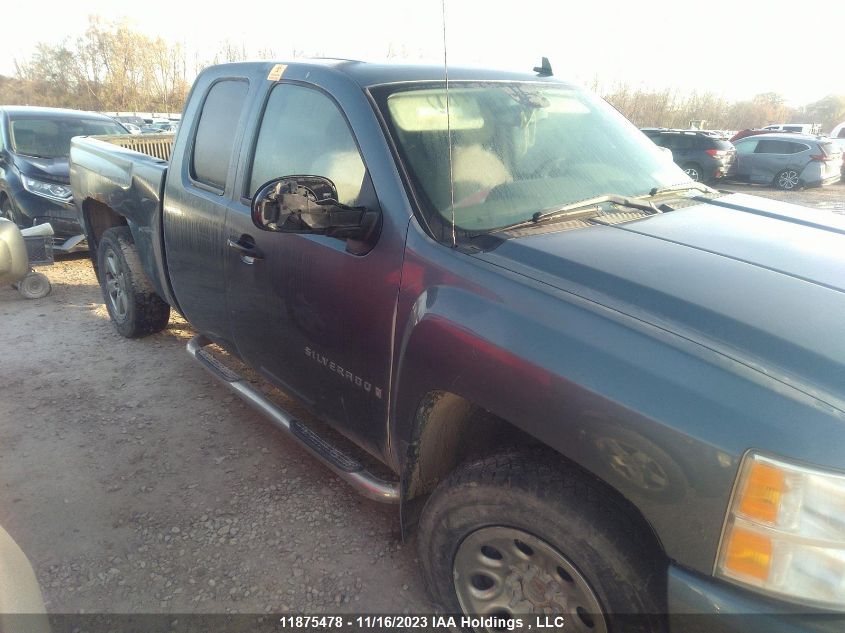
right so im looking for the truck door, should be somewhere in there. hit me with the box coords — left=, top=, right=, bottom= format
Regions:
left=163, top=78, right=251, bottom=344
left=224, top=82, right=401, bottom=456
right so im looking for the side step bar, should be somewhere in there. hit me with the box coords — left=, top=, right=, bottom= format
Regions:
left=186, top=335, right=399, bottom=504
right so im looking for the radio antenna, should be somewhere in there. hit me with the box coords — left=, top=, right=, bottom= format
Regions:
left=441, top=0, right=456, bottom=247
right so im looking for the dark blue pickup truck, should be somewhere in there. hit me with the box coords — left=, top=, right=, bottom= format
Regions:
left=69, top=60, right=845, bottom=631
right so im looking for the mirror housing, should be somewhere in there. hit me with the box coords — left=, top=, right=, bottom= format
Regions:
left=251, top=176, right=379, bottom=241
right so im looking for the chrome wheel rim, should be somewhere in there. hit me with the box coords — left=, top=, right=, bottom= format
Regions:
left=453, top=526, right=607, bottom=632
left=778, top=170, right=799, bottom=189
left=104, top=249, right=129, bottom=321
left=684, top=166, right=700, bottom=181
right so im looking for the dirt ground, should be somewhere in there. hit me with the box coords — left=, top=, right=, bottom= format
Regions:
left=718, top=179, right=845, bottom=211
left=1, top=181, right=842, bottom=618
left=0, top=256, right=431, bottom=615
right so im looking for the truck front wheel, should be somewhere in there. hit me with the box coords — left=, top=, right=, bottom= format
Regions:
left=97, top=226, right=170, bottom=338
left=417, top=449, right=667, bottom=632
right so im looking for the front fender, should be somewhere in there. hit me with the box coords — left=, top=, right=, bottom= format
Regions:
left=390, top=225, right=842, bottom=576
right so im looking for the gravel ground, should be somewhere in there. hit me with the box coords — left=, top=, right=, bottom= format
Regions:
left=0, top=254, right=430, bottom=615
left=0, top=181, right=842, bottom=618
left=718, top=178, right=845, bottom=211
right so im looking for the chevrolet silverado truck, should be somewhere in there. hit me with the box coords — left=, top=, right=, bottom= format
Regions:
left=70, top=60, right=845, bottom=632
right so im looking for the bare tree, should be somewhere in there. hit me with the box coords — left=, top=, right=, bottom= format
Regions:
left=0, top=15, right=831, bottom=132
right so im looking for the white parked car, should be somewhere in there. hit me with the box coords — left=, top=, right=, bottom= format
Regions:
left=761, top=123, right=822, bottom=135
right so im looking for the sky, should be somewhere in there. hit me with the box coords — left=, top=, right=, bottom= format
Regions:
left=3, top=0, right=843, bottom=106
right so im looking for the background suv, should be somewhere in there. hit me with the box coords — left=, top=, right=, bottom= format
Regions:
left=642, top=129, right=736, bottom=182
left=0, top=106, right=128, bottom=249
left=731, top=133, right=843, bottom=190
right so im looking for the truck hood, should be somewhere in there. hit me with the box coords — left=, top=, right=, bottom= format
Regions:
left=474, top=193, right=845, bottom=407
left=13, top=154, right=71, bottom=184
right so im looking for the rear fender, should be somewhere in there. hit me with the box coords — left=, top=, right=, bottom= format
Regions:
left=72, top=137, right=177, bottom=307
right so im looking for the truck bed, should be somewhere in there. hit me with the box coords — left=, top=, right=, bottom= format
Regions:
left=69, top=134, right=175, bottom=303
left=92, top=133, right=175, bottom=161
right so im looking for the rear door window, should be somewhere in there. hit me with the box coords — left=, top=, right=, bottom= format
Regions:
left=191, top=79, right=250, bottom=190
left=755, top=139, right=792, bottom=154
left=653, top=135, right=674, bottom=149
left=735, top=139, right=758, bottom=154
left=786, top=142, right=810, bottom=154
left=671, top=135, right=697, bottom=151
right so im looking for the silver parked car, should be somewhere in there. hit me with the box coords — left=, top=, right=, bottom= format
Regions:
left=730, top=133, right=843, bottom=190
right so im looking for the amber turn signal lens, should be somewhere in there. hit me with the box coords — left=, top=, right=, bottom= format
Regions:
left=723, top=525, right=772, bottom=582
left=738, top=460, right=785, bottom=524
left=717, top=453, right=845, bottom=608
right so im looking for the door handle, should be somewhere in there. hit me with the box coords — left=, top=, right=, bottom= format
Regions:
left=227, top=236, right=264, bottom=262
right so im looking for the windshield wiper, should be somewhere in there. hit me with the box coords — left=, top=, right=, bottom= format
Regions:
left=492, top=194, right=660, bottom=233
left=648, top=181, right=715, bottom=196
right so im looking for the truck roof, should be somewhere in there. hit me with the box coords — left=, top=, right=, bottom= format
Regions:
left=206, top=58, right=575, bottom=89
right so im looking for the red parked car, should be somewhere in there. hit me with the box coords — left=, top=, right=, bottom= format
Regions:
left=730, top=129, right=779, bottom=142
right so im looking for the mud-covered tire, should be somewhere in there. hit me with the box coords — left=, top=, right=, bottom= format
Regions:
left=97, top=226, right=170, bottom=338
left=417, top=448, right=667, bottom=632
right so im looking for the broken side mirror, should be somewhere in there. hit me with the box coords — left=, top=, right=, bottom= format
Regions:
left=251, top=176, right=379, bottom=241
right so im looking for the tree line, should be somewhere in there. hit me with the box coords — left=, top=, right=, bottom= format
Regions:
left=2, top=17, right=844, bottom=132
left=593, top=79, right=845, bottom=133
left=0, top=17, right=277, bottom=114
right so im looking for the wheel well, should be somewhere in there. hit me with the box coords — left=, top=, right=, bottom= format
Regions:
left=404, top=391, right=535, bottom=500
left=81, top=199, right=127, bottom=255
left=403, top=391, right=666, bottom=561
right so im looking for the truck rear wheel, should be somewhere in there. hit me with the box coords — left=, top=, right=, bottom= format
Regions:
left=417, top=449, right=666, bottom=632
left=97, top=226, right=170, bottom=338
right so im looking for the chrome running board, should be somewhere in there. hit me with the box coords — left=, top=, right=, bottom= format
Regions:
left=186, top=335, right=399, bottom=504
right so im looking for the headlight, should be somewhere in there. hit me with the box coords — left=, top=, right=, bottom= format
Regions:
left=716, top=452, right=845, bottom=609
left=21, top=176, right=72, bottom=202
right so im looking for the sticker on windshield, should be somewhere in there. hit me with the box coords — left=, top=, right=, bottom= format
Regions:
left=267, top=64, right=287, bottom=81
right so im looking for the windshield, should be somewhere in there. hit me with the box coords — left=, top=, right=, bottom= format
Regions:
left=375, top=81, right=689, bottom=234
left=9, top=116, right=127, bottom=158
